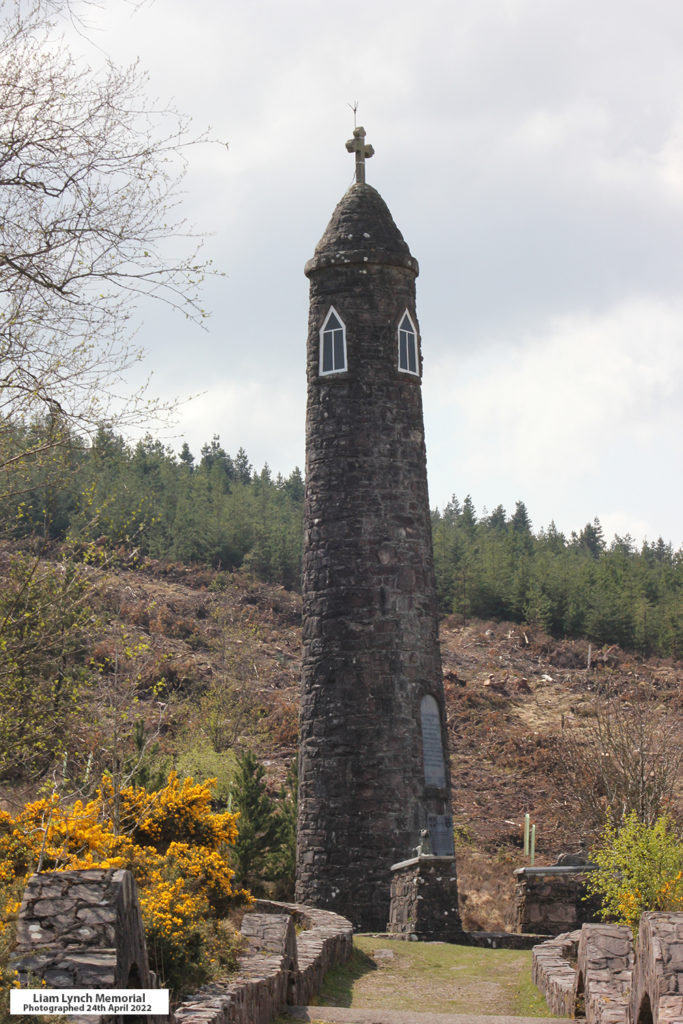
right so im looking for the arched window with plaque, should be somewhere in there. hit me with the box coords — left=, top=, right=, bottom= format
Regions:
left=420, top=694, right=446, bottom=790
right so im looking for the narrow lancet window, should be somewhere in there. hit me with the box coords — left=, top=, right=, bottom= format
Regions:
left=398, top=311, right=418, bottom=375
left=320, top=307, right=347, bottom=375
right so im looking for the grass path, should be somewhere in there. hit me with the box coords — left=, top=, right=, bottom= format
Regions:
left=278, top=935, right=553, bottom=1021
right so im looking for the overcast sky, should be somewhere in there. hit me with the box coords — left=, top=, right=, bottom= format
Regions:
left=72, top=0, right=682, bottom=547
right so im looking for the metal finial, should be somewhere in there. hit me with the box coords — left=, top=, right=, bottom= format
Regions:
left=345, top=125, right=374, bottom=184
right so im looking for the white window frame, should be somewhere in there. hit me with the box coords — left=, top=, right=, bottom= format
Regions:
left=319, top=306, right=347, bottom=375
left=398, top=310, right=419, bottom=376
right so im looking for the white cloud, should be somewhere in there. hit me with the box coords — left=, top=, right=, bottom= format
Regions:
left=170, top=376, right=305, bottom=475
left=656, top=104, right=683, bottom=201
left=424, top=299, right=683, bottom=542
left=599, top=511, right=654, bottom=546
left=437, top=299, right=681, bottom=467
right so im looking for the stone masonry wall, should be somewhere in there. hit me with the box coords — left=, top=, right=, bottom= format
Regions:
left=251, top=900, right=354, bottom=1007
left=515, top=866, right=602, bottom=935
left=11, top=869, right=151, bottom=989
left=531, top=929, right=581, bottom=1017
left=532, top=915, right=683, bottom=1024
left=576, top=923, right=634, bottom=1024
left=388, top=856, right=463, bottom=941
left=173, top=900, right=353, bottom=1024
left=630, top=912, right=683, bottom=1024
left=174, top=914, right=293, bottom=1024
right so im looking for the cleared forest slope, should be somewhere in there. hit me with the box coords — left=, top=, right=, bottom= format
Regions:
left=1, top=553, right=680, bottom=929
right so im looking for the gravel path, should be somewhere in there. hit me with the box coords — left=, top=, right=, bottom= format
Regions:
left=284, top=1007, right=568, bottom=1024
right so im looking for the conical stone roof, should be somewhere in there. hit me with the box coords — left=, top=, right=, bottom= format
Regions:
left=305, top=183, right=419, bottom=278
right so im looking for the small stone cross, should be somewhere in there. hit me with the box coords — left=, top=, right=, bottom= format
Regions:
left=346, top=126, right=374, bottom=184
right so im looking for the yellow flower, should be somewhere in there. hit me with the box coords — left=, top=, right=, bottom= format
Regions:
left=0, top=770, right=249, bottom=997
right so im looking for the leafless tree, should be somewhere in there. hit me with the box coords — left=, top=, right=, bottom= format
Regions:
left=558, top=678, right=683, bottom=831
left=199, top=606, right=263, bottom=753
left=0, top=2, right=220, bottom=790
left=0, top=0, right=220, bottom=465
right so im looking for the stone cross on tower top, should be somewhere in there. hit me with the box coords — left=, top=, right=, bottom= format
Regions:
left=346, top=126, right=374, bottom=184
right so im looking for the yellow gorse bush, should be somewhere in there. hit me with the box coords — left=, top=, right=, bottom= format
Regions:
left=130, top=771, right=239, bottom=850
left=139, top=875, right=209, bottom=942
left=0, top=771, right=249, bottom=994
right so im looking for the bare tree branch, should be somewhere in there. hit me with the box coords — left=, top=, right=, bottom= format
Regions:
left=0, top=0, right=222, bottom=446
left=558, top=677, right=683, bottom=830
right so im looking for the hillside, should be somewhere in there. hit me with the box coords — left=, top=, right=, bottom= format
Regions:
left=1, top=550, right=680, bottom=930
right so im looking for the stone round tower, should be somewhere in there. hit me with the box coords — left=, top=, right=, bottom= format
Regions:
left=296, top=129, right=455, bottom=932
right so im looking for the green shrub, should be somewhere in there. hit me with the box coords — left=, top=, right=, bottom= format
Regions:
left=585, top=812, right=683, bottom=933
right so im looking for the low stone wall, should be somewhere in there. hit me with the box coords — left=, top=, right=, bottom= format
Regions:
left=532, top=915, right=683, bottom=1024
left=462, top=930, right=550, bottom=950
left=576, top=923, right=633, bottom=1024
left=173, top=900, right=353, bottom=1024
left=241, top=911, right=298, bottom=1006
left=531, top=929, right=580, bottom=1017
left=278, top=904, right=354, bottom=1006
left=11, top=869, right=151, bottom=989
left=630, top=912, right=683, bottom=1024
left=388, top=856, right=463, bottom=941
left=173, top=925, right=289, bottom=1024
left=514, top=865, right=601, bottom=935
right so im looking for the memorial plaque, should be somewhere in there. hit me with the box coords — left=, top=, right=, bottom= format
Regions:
left=420, top=694, right=446, bottom=789
left=427, top=814, right=455, bottom=857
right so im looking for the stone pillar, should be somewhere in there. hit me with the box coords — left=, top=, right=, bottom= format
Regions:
left=575, top=923, right=634, bottom=1024
left=630, top=912, right=683, bottom=1024
left=296, top=177, right=455, bottom=932
left=388, top=856, right=462, bottom=942
left=11, top=869, right=151, bottom=989
left=514, top=865, right=602, bottom=935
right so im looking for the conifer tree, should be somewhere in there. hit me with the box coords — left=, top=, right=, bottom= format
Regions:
left=230, top=749, right=283, bottom=896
